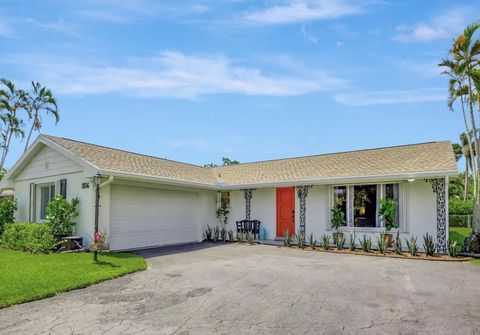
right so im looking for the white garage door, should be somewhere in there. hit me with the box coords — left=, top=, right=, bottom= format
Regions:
left=110, top=184, right=198, bottom=250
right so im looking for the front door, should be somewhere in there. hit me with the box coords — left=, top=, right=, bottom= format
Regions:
left=276, top=187, right=295, bottom=238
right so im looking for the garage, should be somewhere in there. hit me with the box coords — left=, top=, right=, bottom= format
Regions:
left=109, top=184, right=199, bottom=250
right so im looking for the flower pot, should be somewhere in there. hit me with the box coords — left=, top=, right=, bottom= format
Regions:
left=332, top=232, right=343, bottom=245
left=90, top=242, right=110, bottom=251
left=384, top=233, right=393, bottom=248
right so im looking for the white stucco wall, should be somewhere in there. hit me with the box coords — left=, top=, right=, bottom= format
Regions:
left=228, top=180, right=440, bottom=250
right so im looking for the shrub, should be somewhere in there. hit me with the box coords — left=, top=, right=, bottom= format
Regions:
left=447, top=239, right=457, bottom=258
left=406, top=236, right=418, bottom=256
left=393, top=231, right=402, bottom=255
left=376, top=233, right=387, bottom=254
left=423, top=233, right=436, bottom=257
left=308, top=232, right=317, bottom=249
left=212, top=226, right=220, bottom=242
left=237, top=230, right=244, bottom=243
left=330, top=205, right=346, bottom=232
left=349, top=230, right=356, bottom=251
left=45, top=196, right=79, bottom=236
left=227, top=230, right=234, bottom=242
left=449, top=199, right=473, bottom=215
left=295, top=230, right=305, bottom=249
left=246, top=230, right=254, bottom=244
left=320, top=234, right=330, bottom=250
left=0, top=198, right=16, bottom=235
left=283, top=230, right=291, bottom=247
left=1, top=223, right=56, bottom=254
left=335, top=233, right=345, bottom=250
left=220, top=226, right=227, bottom=242
left=378, top=198, right=398, bottom=232
left=204, top=225, right=212, bottom=241
left=359, top=235, right=372, bottom=252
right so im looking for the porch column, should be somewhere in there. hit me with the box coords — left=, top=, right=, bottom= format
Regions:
left=296, top=185, right=313, bottom=238
left=426, top=178, right=447, bottom=253
left=241, top=188, right=256, bottom=220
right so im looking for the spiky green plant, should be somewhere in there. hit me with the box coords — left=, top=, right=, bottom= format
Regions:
left=447, top=239, right=458, bottom=257
left=308, top=232, right=317, bottom=249
left=393, top=231, right=402, bottom=255
left=359, top=235, right=372, bottom=252
left=349, top=230, right=356, bottom=251
left=227, top=230, right=234, bottom=243
left=204, top=225, right=212, bottom=242
left=220, top=226, right=227, bottom=242
left=237, top=230, right=244, bottom=243
left=376, top=233, right=387, bottom=254
left=320, top=234, right=330, bottom=250
left=246, top=230, right=254, bottom=245
left=423, top=233, right=436, bottom=257
left=213, top=226, right=220, bottom=242
left=406, top=236, right=418, bottom=256
left=283, top=230, right=292, bottom=247
left=335, top=233, right=345, bottom=250
left=295, top=230, right=305, bottom=249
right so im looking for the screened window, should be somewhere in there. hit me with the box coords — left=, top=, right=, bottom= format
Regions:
left=353, top=184, right=377, bottom=227
left=40, top=185, right=55, bottom=220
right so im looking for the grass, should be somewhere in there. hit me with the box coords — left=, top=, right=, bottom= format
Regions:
left=0, top=249, right=147, bottom=308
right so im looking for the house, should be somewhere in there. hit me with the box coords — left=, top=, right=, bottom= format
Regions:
left=1, top=135, right=457, bottom=252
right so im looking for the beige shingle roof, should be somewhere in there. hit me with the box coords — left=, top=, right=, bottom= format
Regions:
left=43, top=135, right=457, bottom=187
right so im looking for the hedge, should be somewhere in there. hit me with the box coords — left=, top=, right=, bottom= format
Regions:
left=0, top=223, right=56, bottom=254
left=449, top=200, right=473, bottom=215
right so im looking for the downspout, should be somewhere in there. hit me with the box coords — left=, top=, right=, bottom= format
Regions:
left=100, top=176, right=114, bottom=188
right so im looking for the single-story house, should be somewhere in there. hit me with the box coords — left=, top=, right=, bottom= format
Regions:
left=1, top=135, right=457, bottom=252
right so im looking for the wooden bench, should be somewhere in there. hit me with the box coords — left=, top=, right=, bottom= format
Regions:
left=236, top=219, right=261, bottom=239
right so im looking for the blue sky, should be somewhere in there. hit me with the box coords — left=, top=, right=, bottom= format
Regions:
left=0, top=0, right=478, bottom=168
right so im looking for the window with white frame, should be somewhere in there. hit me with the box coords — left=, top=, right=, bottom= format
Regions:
left=39, top=184, right=55, bottom=220
left=331, top=183, right=401, bottom=229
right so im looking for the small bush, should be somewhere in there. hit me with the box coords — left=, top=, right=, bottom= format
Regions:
left=406, top=236, right=418, bottom=256
left=283, top=230, right=291, bottom=247
left=359, top=235, right=372, bottom=252
left=237, top=230, right=244, bottom=243
left=220, top=226, right=227, bottom=242
left=45, top=196, right=79, bottom=236
left=349, top=230, right=356, bottom=251
left=335, top=234, right=345, bottom=250
left=212, top=226, right=220, bottom=242
left=227, top=229, right=234, bottom=242
left=447, top=239, right=457, bottom=258
left=423, top=233, right=436, bottom=257
left=308, top=232, right=317, bottom=249
left=449, top=199, right=473, bottom=215
left=0, top=198, right=16, bottom=235
left=204, top=225, right=212, bottom=241
left=295, top=230, right=305, bottom=249
left=1, top=223, right=56, bottom=254
left=393, top=231, right=402, bottom=255
left=320, top=234, right=330, bottom=250
left=376, top=233, right=387, bottom=254
left=246, top=230, right=254, bottom=244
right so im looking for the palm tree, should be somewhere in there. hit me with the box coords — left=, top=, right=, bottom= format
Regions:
left=23, top=82, right=59, bottom=151
left=0, top=79, right=27, bottom=171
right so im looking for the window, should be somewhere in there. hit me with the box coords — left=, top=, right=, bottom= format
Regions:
left=331, top=183, right=401, bottom=229
left=40, top=184, right=55, bottom=220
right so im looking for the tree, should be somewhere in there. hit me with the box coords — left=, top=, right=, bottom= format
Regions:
left=0, top=79, right=28, bottom=171
left=24, top=82, right=59, bottom=151
left=204, top=157, right=240, bottom=168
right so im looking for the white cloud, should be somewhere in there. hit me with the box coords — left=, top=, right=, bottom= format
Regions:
left=4, top=51, right=344, bottom=99
left=25, top=18, right=81, bottom=37
left=300, top=25, right=318, bottom=44
left=334, top=88, right=445, bottom=106
left=393, top=7, right=477, bottom=43
left=243, top=0, right=363, bottom=25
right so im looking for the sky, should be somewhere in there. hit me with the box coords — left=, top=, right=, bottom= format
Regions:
left=0, top=0, right=478, bottom=169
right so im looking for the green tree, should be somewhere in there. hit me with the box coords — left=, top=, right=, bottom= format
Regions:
left=23, top=82, right=59, bottom=151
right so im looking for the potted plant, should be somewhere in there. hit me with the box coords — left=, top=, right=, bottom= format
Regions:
left=90, top=231, right=109, bottom=251
left=378, top=198, right=398, bottom=247
left=330, top=205, right=346, bottom=244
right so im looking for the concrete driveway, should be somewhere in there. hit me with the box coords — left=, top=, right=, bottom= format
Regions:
left=1, top=243, right=480, bottom=334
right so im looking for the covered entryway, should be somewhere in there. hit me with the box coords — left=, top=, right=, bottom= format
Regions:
left=109, top=184, right=198, bottom=250
left=276, top=187, right=295, bottom=237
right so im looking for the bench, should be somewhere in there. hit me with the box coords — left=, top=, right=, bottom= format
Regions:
left=236, top=219, right=261, bottom=239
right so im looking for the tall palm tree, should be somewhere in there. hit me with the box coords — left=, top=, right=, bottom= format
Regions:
left=0, top=79, right=27, bottom=171
left=460, top=132, right=475, bottom=201
left=23, top=82, right=59, bottom=152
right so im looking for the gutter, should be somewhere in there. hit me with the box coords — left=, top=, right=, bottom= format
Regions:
left=100, top=175, right=114, bottom=188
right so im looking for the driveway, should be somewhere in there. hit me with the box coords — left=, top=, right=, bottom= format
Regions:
left=1, top=243, right=480, bottom=334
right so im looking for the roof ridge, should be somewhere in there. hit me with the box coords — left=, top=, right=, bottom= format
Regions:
left=212, top=141, right=451, bottom=169
left=41, top=134, right=209, bottom=170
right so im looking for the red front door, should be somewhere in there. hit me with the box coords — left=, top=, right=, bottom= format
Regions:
left=276, top=187, right=295, bottom=237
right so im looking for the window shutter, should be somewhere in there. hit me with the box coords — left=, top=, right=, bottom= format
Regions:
left=29, top=183, right=36, bottom=222
left=59, top=179, right=67, bottom=198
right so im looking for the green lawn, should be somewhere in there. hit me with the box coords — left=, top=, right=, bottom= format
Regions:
left=449, top=227, right=473, bottom=251
left=0, top=249, right=147, bottom=308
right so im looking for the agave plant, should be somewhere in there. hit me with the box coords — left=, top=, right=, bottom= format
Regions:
left=295, top=230, right=305, bottom=249
left=349, top=230, right=356, bottom=251
left=227, top=229, right=234, bottom=243
left=237, top=230, right=244, bottom=243
left=447, top=239, right=458, bottom=258
left=308, top=232, right=317, bottom=249
left=376, top=233, right=387, bottom=254
left=393, top=231, right=402, bottom=255
left=246, top=230, right=254, bottom=245
left=335, top=233, right=346, bottom=250
left=204, top=225, right=212, bottom=242
left=283, top=230, right=292, bottom=247
left=213, top=226, right=220, bottom=242
left=406, top=236, right=418, bottom=256
left=423, top=233, right=436, bottom=257
left=320, top=234, right=330, bottom=250
left=359, top=235, right=372, bottom=252
left=220, top=226, right=227, bottom=242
